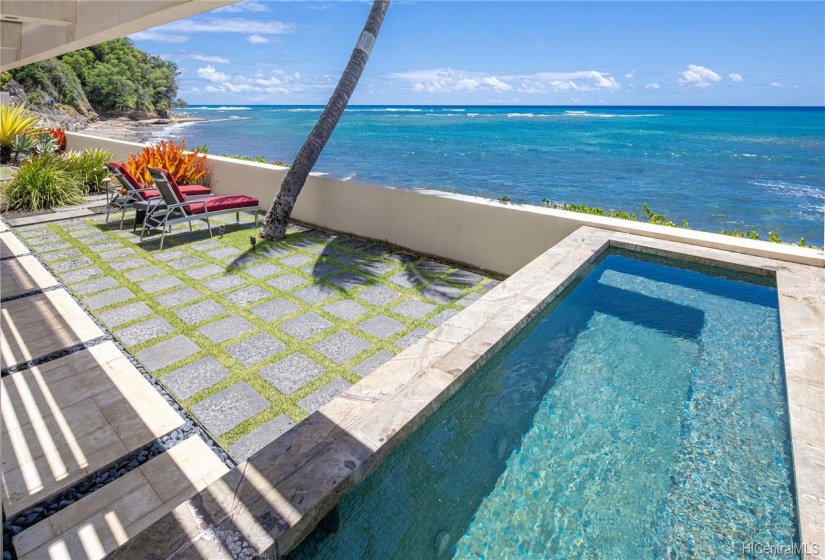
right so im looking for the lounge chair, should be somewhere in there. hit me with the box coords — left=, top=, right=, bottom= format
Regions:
left=105, top=161, right=213, bottom=230
left=142, top=166, right=260, bottom=249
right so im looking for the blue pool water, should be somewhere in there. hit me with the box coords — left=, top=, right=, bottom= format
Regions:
left=289, top=252, right=797, bottom=559
left=165, top=105, right=825, bottom=245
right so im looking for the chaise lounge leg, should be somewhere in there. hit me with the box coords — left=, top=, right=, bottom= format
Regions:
left=206, top=216, right=212, bottom=237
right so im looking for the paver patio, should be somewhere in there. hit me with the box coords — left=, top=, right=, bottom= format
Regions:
left=15, top=213, right=498, bottom=462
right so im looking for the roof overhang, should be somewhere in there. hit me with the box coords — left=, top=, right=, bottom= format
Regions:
left=0, top=0, right=240, bottom=71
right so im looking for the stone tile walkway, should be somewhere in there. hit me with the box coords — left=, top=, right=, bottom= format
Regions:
left=1, top=342, right=184, bottom=516
left=18, top=213, right=499, bottom=461
left=13, top=436, right=227, bottom=560
left=0, top=255, right=60, bottom=300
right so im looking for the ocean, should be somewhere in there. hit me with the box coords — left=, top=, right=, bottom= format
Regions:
left=159, top=106, right=825, bottom=246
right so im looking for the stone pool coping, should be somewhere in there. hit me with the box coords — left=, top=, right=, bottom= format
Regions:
left=109, top=226, right=825, bottom=559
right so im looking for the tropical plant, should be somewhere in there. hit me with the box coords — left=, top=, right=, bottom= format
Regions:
left=768, top=231, right=782, bottom=243
left=125, top=139, right=208, bottom=185
left=2, top=154, right=85, bottom=210
left=46, top=128, right=67, bottom=152
left=31, top=133, right=58, bottom=157
left=260, top=0, right=389, bottom=240
left=64, top=148, right=114, bottom=193
left=721, top=229, right=760, bottom=240
left=0, top=103, right=40, bottom=163
left=11, top=134, right=35, bottom=162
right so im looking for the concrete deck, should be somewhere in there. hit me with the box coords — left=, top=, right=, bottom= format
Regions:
left=1, top=255, right=60, bottom=300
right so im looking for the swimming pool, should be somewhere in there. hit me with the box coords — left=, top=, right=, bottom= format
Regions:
left=288, top=250, right=798, bottom=559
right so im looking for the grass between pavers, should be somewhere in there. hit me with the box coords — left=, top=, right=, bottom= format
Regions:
left=22, top=214, right=500, bottom=454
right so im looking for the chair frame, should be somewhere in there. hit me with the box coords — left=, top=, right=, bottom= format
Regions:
left=141, top=167, right=259, bottom=250
left=104, top=163, right=212, bottom=231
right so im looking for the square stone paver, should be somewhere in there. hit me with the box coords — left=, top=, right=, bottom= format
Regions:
left=428, top=309, right=458, bottom=327
left=229, top=415, right=296, bottom=461
left=191, top=240, right=223, bottom=251
left=225, top=286, right=271, bottom=306
left=162, top=357, right=230, bottom=400
left=87, top=241, right=124, bottom=253
left=135, top=335, right=200, bottom=372
left=70, top=276, right=118, bottom=296
left=387, top=271, right=427, bottom=289
left=99, top=247, right=135, bottom=260
left=267, top=273, right=308, bottom=291
left=52, top=257, right=93, bottom=273
left=481, top=279, right=500, bottom=292
left=313, top=332, right=370, bottom=364
left=259, top=245, right=292, bottom=258
left=416, top=260, right=451, bottom=276
left=207, top=247, right=242, bottom=261
left=298, top=378, right=352, bottom=413
left=116, top=317, right=175, bottom=347
left=40, top=248, right=82, bottom=262
left=167, top=256, right=205, bottom=269
left=356, top=285, right=400, bottom=306
left=186, top=264, right=224, bottom=280
left=227, top=255, right=260, bottom=268
left=60, top=266, right=103, bottom=283
left=137, top=274, right=184, bottom=293
left=332, top=252, right=368, bottom=267
left=198, top=316, right=255, bottom=343
left=98, top=302, right=153, bottom=328
left=250, top=298, right=299, bottom=321
left=446, top=269, right=485, bottom=287
left=154, top=249, right=189, bottom=262
left=245, top=263, right=282, bottom=278
left=397, top=328, right=429, bottom=349
left=191, top=382, right=269, bottom=437
left=420, top=280, right=463, bottom=304
left=457, top=293, right=481, bottom=308
left=361, top=244, right=393, bottom=257
left=280, top=254, right=313, bottom=268
left=353, top=350, right=395, bottom=377
left=84, top=287, right=135, bottom=310
left=278, top=313, right=333, bottom=341
left=302, top=262, right=340, bottom=279
left=359, top=261, right=397, bottom=277
left=204, top=275, right=247, bottom=292
left=155, top=287, right=202, bottom=307
left=228, top=333, right=286, bottom=366
left=357, top=315, right=405, bottom=339
left=322, top=300, right=368, bottom=321
left=109, top=258, right=148, bottom=271
left=335, top=238, right=368, bottom=250
left=393, top=300, right=436, bottom=319
left=387, top=252, right=418, bottom=265
left=124, top=266, right=165, bottom=281
left=293, top=284, right=337, bottom=304
left=259, top=353, right=326, bottom=395
left=175, top=300, right=226, bottom=324
left=326, top=272, right=369, bottom=290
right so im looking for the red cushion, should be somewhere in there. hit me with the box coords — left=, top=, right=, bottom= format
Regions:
left=152, top=167, right=187, bottom=203
left=134, top=184, right=211, bottom=201
left=185, top=196, right=259, bottom=215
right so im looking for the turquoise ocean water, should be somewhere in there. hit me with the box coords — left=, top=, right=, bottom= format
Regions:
left=164, top=106, right=825, bottom=245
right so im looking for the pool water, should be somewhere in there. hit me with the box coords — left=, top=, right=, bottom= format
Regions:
left=289, top=253, right=797, bottom=559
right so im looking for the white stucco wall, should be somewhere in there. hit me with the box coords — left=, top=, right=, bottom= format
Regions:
left=68, top=132, right=825, bottom=275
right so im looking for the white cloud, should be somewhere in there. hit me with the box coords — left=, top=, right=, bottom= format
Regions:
left=247, top=34, right=270, bottom=44
left=217, top=0, right=269, bottom=13
left=191, top=55, right=230, bottom=64
left=129, top=30, right=187, bottom=43
left=770, top=82, right=800, bottom=89
left=645, top=82, right=661, bottom=89
left=729, top=72, right=743, bottom=82
left=131, top=18, right=294, bottom=42
left=388, top=68, right=621, bottom=94
left=625, top=71, right=634, bottom=79
left=678, top=64, right=722, bottom=88
left=196, top=65, right=230, bottom=83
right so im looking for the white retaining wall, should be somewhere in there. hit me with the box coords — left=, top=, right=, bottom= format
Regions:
left=68, top=131, right=825, bottom=275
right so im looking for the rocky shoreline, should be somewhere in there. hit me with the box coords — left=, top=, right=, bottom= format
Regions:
left=82, top=115, right=203, bottom=144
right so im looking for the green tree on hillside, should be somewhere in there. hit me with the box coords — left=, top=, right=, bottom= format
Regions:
left=10, top=38, right=179, bottom=117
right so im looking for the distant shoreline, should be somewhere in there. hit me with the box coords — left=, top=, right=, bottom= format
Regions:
left=83, top=115, right=202, bottom=143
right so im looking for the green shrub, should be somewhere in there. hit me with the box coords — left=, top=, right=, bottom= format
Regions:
left=64, top=148, right=114, bottom=193
left=3, top=154, right=85, bottom=210
left=32, top=133, right=58, bottom=156
left=768, top=231, right=782, bottom=243
left=721, top=229, right=760, bottom=240
left=11, top=134, right=35, bottom=162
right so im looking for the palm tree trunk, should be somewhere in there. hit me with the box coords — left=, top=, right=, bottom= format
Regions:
left=259, top=0, right=390, bottom=240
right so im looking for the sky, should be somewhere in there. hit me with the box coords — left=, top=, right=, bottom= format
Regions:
left=130, top=1, right=825, bottom=106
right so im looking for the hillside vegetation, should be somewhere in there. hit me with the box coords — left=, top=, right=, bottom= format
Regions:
left=4, top=38, right=182, bottom=121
